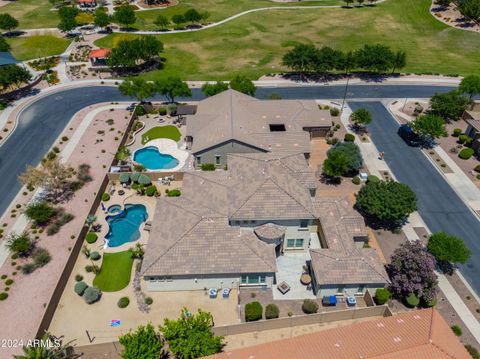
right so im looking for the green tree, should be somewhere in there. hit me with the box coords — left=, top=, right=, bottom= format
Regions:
left=171, top=14, right=186, bottom=26
left=230, top=75, right=256, bottom=96
left=338, top=50, right=356, bottom=73
left=6, top=232, right=34, bottom=257
left=459, top=74, right=480, bottom=100
left=315, top=46, right=341, bottom=74
left=119, top=78, right=155, bottom=102
left=57, top=6, right=79, bottom=32
left=160, top=308, right=224, bottom=358
left=356, top=180, right=417, bottom=227
left=0, top=35, right=10, bottom=51
left=107, top=36, right=163, bottom=68
left=154, top=14, right=170, bottom=29
left=184, top=8, right=202, bottom=23
left=94, top=8, right=110, bottom=29
left=430, top=90, right=470, bottom=120
left=282, top=43, right=318, bottom=74
left=459, top=0, right=480, bottom=24
left=391, top=50, right=407, bottom=74
left=435, top=0, right=451, bottom=7
left=0, top=65, right=31, bottom=90
left=351, top=108, right=372, bottom=128
left=427, top=231, right=471, bottom=266
left=355, top=44, right=395, bottom=73
left=322, top=150, right=350, bottom=179
left=0, top=13, right=18, bottom=32
left=409, top=114, right=447, bottom=141
left=25, top=202, right=56, bottom=225
left=154, top=77, right=192, bottom=103
left=119, top=324, right=163, bottom=359
left=344, top=0, right=353, bottom=6
left=201, top=81, right=229, bottom=97
left=115, top=5, right=136, bottom=28
left=115, top=146, right=131, bottom=162
left=357, top=0, right=365, bottom=5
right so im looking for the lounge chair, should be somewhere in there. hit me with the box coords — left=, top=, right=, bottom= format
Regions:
left=144, top=221, right=152, bottom=231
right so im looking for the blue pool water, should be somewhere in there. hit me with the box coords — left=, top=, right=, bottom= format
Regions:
left=133, top=146, right=179, bottom=170
left=105, top=204, right=148, bottom=248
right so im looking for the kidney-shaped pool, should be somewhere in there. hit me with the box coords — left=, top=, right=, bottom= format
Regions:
left=133, top=146, right=179, bottom=170
left=105, top=204, right=148, bottom=248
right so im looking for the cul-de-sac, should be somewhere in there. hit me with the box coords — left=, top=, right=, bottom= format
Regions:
left=0, top=0, right=479, bottom=358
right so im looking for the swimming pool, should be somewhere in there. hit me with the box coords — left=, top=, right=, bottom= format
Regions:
left=105, top=204, right=147, bottom=248
left=133, top=146, right=179, bottom=170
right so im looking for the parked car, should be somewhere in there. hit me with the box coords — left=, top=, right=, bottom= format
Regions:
left=398, top=124, right=422, bottom=146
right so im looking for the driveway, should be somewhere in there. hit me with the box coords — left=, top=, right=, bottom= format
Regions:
left=349, top=102, right=480, bottom=295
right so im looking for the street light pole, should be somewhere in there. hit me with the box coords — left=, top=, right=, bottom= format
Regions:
left=341, top=75, right=350, bottom=111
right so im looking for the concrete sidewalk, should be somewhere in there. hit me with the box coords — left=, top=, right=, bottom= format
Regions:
left=340, top=104, right=480, bottom=344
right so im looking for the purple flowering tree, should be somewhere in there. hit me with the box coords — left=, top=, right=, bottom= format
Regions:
left=387, top=241, right=438, bottom=304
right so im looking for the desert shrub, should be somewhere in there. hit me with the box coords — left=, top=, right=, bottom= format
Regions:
left=46, top=223, right=60, bottom=236
left=459, top=148, right=474, bottom=160
left=6, top=232, right=34, bottom=257
left=1, top=275, right=6, bottom=280
left=158, top=107, right=167, bottom=115
left=465, top=345, right=480, bottom=359
left=474, top=165, right=480, bottom=173
left=330, top=107, right=340, bottom=116
left=404, top=293, right=420, bottom=308
left=452, top=128, right=462, bottom=137
left=458, top=134, right=469, bottom=144
left=130, top=172, right=140, bottom=182
left=302, top=299, right=318, bottom=314
left=25, top=202, right=55, bottom=224
left=138, top=174, right=151, bottom=185
left=374, top=288, right=391, bottom=305
left=102, top=193, right=110, bottom=201
left=5, top=279, right=13, bottom=286
left=245, top=301, right=263, bottom=322
left=451, top=325, right=462, bottom=336
left=75, top=274, right=83, bottom=282
left=119, top=172, right=130, bottom=184
left=56, top=210, right=74, bottom=226
left=74, top=281, right=88, bottom=296
left=134, top=105, right=145, bottom=116
left=265, top=304, right=279, bottom=319
left=83, top=287, right=102, bottom=304
left=166, top=189, right=181, bottom=197
left=0, top=292, right=8, bottom=300
left=90, top=251, right=101, bottom=261
left=85, top=265, right=100, bottom=273
left=33, top=248, right=51, bottom=267
left=86, top=232, right=98, bottom=244
left=145, top=296, right=153, bottom=305
left=201, top=163, right=216, bottom=171
left=21, top=263, right=36, bottom=274
left=146, top=185, right=156, bottom=197
left=352, top=176, right=361, bottom=185
left=344, top=133, right=355, bottom=142
left=366, top=175, right=380, bottom=184
left=118, top=296, right=130, bottom=308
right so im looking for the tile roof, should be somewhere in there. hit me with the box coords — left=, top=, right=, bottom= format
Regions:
left=254, top=223, right=286, bottom=241
left=89, top=49, right=111, bottom=59
left=208, top=309, right=471, bottom=359
left=186, top=89, right=331, bottom=154
left=311, top=197, right=388, bottom=286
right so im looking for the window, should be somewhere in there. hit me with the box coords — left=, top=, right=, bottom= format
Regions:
left=196, top=156, right=202, bottom=165
left=300, top=220, right=308, bottom=228
left=269, top=124, right=286, bottom=132
left=240, top=275, right=267, bottom=285
left=287, top=239, right=304, bottom=248
left=215, top=155, right=221, bottom=165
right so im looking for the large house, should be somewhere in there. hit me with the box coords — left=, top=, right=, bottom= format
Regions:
left=208, top=308, right=471, bottom=359
left=141, top=151, right=388, bottom=296
left=185, top=90, right=332, bottom=168
left=463, top=103, right=480, bottom=153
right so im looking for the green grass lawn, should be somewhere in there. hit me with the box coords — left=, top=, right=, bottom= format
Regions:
left=7, top=35, right=71, bottom=61
left=95, top=0, right=480, bottom=80
left=93, top=251, right=134, bottom=292
left=3, top=0, right=58, bottom=29
left=142, top=125, right=182, bottom=144
left=133, top=0, right=341, bottom=31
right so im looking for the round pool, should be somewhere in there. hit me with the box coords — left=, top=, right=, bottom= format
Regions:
left=133, top=146, right=179, bottom=171
left=108, top=204, right=122, bottom=215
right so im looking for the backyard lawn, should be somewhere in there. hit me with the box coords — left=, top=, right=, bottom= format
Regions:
left=142, top=125, right=182, bottom=144
left=7, top=35, right=71, bottom=61
left=95, top=0, right=480, bottom=80
left=93, top=251, right=134, bottom=292
left=3, top=0, right=58, bottom=29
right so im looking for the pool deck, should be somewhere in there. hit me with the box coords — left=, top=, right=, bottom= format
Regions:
left=133, top=138, right=189, bottom=172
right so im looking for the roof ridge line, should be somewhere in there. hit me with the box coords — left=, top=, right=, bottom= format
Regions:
left=229, top=177, right=271, bottom=218
left=238, top=233, right=276, bottom=272
left=267, top=176, right=317, bottom=217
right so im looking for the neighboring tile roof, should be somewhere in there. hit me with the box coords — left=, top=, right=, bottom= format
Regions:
left=465, top=112, right=480, bottom=131
left=89, top=49, right=111, bottom=59
left=311, top=197, right=388, bottom=286
left=186, top=89, right=331, bottom=154
left=141, top=197, right=276, bottom=277
left=208, top=309, right=471, bottom=359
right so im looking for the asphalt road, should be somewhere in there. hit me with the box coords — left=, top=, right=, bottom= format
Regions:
left=349, top=102, right=480, bottom=295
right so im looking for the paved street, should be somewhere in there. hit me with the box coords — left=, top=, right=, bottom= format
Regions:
left=349, top=102, right=480, bottom=295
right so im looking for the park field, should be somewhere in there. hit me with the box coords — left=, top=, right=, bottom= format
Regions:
left=7, top=35, right=71, bottom=61
left=95, top=0, right=480, bottom=80
left=2, top=0, right=58, bottom=29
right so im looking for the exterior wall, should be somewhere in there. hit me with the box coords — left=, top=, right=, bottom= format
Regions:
left=193, top=140, right=266, bottom=168
left=231, top=219, right=313, bottom=252
left=145, top=273, right=274, bottom=292
left=317, top=284, right=385, bottom=297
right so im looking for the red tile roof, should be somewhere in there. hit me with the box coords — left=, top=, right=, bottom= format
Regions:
left=78, top=0, right=96, bottom=3
left=209, top=309, right=471, bottom=359
left=89, top=49, right=111, bottom=59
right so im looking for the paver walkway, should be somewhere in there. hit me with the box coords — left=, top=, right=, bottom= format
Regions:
left=341, top=102, right=480, bottom=344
